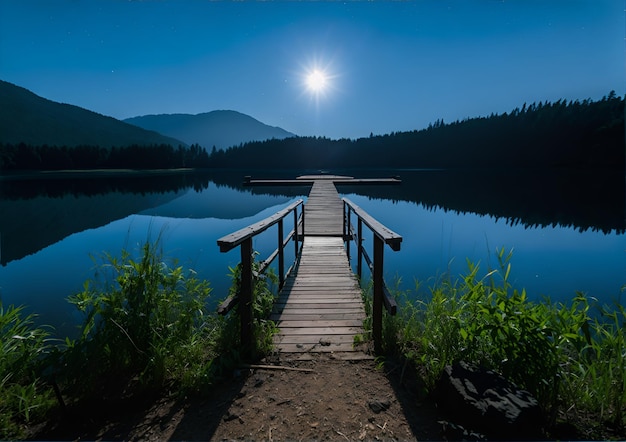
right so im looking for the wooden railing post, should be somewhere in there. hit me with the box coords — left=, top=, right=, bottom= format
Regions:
left=357, top=218, right=363, bottom=280
left=293, top=206, right=299, bottom=257
left=372, top=234, right=384, bottom=353
left=240, top=237, right=254, bottom=357
left=344, top=203, right=351, bottom=259
left=278, top=219, right=284, bottom=288
left=301, top=203, right=305, bottom=240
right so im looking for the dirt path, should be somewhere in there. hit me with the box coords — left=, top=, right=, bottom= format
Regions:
left=175, top=356, right=442, bottom=441
left=38, top=354, right=444, bottom=441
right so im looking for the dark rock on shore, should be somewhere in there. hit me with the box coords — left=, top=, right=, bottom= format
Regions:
left=434, top=361, right=544, bottom=440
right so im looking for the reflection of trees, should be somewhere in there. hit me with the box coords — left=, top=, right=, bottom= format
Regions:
left=1, top=168, right=623, bottom=236
left=0, top=171, right=212, bottom=200
left=336, top=170, right=625, bottom=235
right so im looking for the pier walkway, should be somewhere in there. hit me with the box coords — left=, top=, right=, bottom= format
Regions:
left=270, top=178, right=365, bottom=357
left=217, top=175, right=402, bottom=360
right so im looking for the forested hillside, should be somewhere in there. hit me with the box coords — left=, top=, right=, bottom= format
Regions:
left=207, top=92, right=624, bottom=170
left=0, top=80, right=184, bottom=148
left=2, top=92, right=623, bottom=171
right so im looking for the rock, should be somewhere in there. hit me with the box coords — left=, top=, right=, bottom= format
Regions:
left=434, top=361, right=543, bottom=439
left=368, top=399, right=391, bottom=413
left=223, top=411, right=240, bottom=422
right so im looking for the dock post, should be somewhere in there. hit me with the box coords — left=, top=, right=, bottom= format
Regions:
left=240, top=237, right=254, bottom=357
left=278, top=219, right=285, bottom=288
left=357, top=219, right=363, bottom=280
left=344, top=203, right=351, bottom=259
left=372, top=234, right=384, bottom=353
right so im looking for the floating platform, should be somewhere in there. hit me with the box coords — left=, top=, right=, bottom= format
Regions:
left=244, top=174, right=401, bottom=186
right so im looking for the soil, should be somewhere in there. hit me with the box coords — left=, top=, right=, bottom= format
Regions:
left=31, top=354, right=445, bottom=441
left=28, top=353, right=621, bottom=441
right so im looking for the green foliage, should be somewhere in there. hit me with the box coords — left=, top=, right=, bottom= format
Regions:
left=0, top=304, right=55, bottom=439
left=221, top=252, right=279, bottom=359
left=565, top=297, right=626, bottom=429
left=63, top=240, right=217, bottom=396
left=377, top=248, right=625, bottom=430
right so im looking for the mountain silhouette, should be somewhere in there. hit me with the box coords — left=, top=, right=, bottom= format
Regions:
left=0, top=80, right=184, bottom=148
left=124, top=110, right=295, bottom=150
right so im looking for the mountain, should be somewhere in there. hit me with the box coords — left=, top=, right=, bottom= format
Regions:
left=124, top=110, right=295, bottom=150
left=0, top=80, right=184, bottom=148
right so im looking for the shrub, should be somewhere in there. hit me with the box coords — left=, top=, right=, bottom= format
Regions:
left=220, top=252, right=279, bottom=359
left=385, top=248, right=624, bottom=430
left=62, top=240, right=217, bottom=396
left=0, top=304, right=55, bottom=439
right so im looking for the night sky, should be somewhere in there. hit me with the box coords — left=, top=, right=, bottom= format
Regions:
left=1, top=1, right=623, bottom=140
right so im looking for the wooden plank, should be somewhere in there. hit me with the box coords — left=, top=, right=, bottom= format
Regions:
left=272, top=307, right=364, bottom=315
left=277, top=326, right=361, bottom=335
left=274, top=334, right=358, bottom=344
left=274, top=320, right=363, bottom=328
left=274, top=343, right=359, bottom=353
left=271, top=180, right=369, bottom=356
left=270, top=313, right=365, bottom=321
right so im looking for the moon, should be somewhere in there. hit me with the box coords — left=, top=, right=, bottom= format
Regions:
left=306, top=69, right=328, bottom=94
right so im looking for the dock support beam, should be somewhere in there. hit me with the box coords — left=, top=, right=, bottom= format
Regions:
left=372, top=235, right=384, bottom=354
left=240, top=238, right=253, bottom=357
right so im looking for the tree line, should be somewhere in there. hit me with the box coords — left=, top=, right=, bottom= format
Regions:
left=207, top=92, right=624, bottom=170
left=0, top=143, right=210, bottom=171
left=1, top=92, right=623, bottom=171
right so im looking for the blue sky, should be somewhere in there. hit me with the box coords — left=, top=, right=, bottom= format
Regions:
left=1, top=1, right=623, bottom=140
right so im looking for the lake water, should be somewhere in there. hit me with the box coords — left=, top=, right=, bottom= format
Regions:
left=1, top=169, right=624, bottom=339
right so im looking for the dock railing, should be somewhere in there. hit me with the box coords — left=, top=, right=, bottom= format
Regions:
left=216, top=199, right=304, bottom=353
left=343, top=198, right=403, bottom=353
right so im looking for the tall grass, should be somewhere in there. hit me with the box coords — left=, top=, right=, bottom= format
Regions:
left=222, top=252, right=279, bottom=359
left=0, top=304, right=55, bottom=439
left=58, top=241, right=279, bottom=399
left=367, top=248, right=625, bottom=432
left=61, top=239, right=218, bottom=396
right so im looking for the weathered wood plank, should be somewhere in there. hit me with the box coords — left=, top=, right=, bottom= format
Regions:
left=273, top=180, right=368, bottom=356
left=272, top=307, right=364, bottom=315
left=273, top=343, right=358, bottom=353
left=278, top=326, right=361, bottom=335
left=273, top=319, right=363, bottom=328
left=270, top=313, right=365, bottom=321
left=274, top=334, right=358, bottom=344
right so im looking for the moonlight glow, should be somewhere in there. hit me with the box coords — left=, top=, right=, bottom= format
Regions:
left=306, top=69, right=328, bottom=93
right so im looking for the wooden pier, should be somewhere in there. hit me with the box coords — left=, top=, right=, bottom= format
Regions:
left=218, top=175, right=402, bottom=359
left=271, top=179, right=365, bottom=358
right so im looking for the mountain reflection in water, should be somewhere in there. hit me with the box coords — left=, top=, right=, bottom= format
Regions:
left=0, top=169, right=623, bottom=338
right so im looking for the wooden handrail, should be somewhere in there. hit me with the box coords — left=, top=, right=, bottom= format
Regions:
left=217, top=199, right=304, bottom=252
left=216, top=199, right=304, bottom=356
left=343, top=197, right=402, bottom=353
left=342, top=197, right=402, bottom=251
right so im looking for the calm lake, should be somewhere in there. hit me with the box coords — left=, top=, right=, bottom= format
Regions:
left=1, top=169, right=624, bottom=339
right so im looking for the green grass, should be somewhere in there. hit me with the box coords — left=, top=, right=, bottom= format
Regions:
left=363, top=247, right=626, bottom=434
left=0, top=304, right=56, bottom=439
left=60, top=239, right=218, bottom=396
left=57, top=240, right=278, bottom=400
left=223, top=251, right=280, bottom=358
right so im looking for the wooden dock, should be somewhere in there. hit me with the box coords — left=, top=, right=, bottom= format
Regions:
left=270, top=177, right=367, bottom=358
left=218, top=174, right=401, bottom=359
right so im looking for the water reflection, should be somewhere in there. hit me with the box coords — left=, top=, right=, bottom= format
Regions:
left=0, top=169, right=623, bottom=338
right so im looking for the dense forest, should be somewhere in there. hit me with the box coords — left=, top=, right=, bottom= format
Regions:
left=207, top=92, right=624, bottom=170
left=1, top=92, right=623, bottom=171
left=0, top=143, right=210, bottom=170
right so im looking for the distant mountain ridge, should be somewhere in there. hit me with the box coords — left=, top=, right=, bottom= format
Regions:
left=124, top=110, right=295, bottom=150
left=0, top=80, right=184, bottom=148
